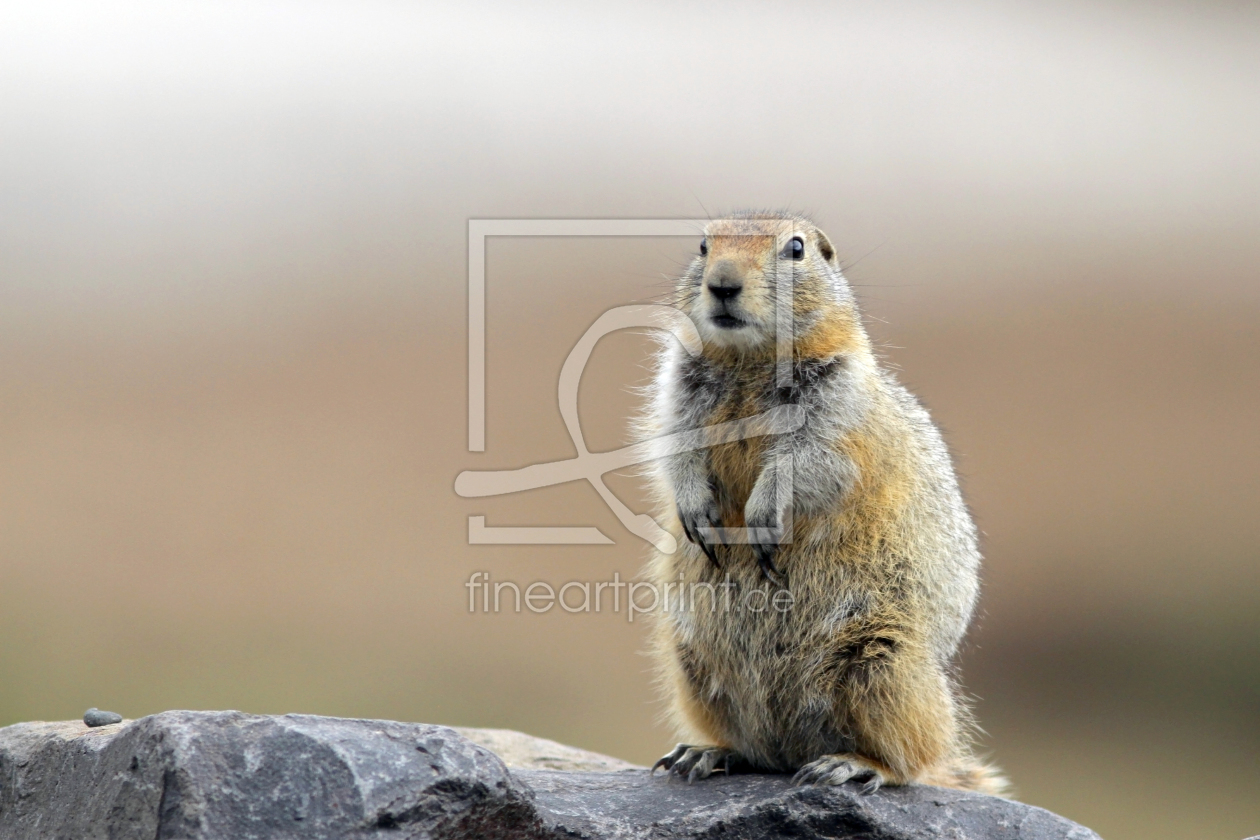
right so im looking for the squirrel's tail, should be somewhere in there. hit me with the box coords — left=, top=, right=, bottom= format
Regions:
left=922, top=758, right=1011, bottom=798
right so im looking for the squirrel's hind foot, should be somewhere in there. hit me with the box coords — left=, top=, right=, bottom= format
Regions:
left=651, top=744, right=742, bottom=783
left=792, top=754, right=891, bottom=794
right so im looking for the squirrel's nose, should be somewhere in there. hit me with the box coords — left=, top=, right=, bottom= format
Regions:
left=705, top=260, right=743, bottom=301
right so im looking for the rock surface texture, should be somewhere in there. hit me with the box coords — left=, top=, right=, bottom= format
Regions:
left=0, top=711, right=1101, bottom=839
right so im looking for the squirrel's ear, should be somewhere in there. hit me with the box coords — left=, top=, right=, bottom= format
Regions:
left=815, top=231, right=837, bottom=265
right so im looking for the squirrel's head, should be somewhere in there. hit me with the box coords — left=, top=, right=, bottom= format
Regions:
left=676, top=212, right=865, bottom=360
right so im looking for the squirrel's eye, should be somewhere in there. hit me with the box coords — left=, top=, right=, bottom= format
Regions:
left=699, top=238, right=708, bottom=256
left=788, top=236, right=805, bottom=260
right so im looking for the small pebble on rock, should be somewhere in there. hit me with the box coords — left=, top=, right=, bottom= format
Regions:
left=83, top=708, right=123, bottom=727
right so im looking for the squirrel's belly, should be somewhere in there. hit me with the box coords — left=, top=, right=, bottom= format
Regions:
left=671, top=585, right=853, bottom=769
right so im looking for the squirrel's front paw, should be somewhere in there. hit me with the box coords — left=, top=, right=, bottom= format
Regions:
left=677, top=499, right=722, bottom=569
left=744, top=507, right=787, bottom=587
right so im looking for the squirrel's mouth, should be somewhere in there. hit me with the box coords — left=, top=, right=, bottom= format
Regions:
left=711, top=314, right=745, bottom=329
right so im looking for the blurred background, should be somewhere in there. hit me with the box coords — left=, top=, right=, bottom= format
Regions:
left=1, top=2, right=1257, bottom=838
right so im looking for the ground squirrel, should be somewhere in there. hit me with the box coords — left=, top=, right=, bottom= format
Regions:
left=641, top=211, right=1006, bottom=795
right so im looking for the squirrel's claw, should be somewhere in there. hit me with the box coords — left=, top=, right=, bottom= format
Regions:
left=792, top=754, right=886, bottom=792
left=651, top=743, right=689, bottom=775
left=697, top=538, right=721, bottom=569
left=753, top=543, right=785, bottom=587
left=653, top=744, right=740, bottom=783
left=746, top=517, right=787, bottom=586
left=678, top=504, right=723, bottom=570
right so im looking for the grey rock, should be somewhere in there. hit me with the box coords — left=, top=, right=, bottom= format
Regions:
left=451, top=727, right=641, bottom=772
left=83, top=708, right=124, bottom=727
left=522, top=769, right=1102, bottom=839
left=0, top=711, right=1101, bottom=839
left=0, top=712, right=540, bottom=839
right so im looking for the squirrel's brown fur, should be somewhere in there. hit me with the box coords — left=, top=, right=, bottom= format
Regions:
left=640, top=211, right=1007, bottom=795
